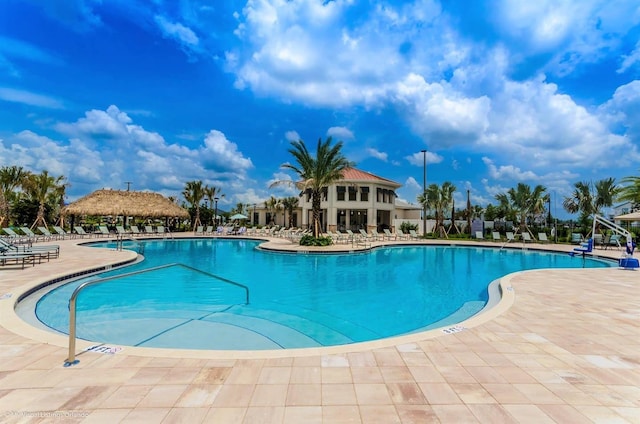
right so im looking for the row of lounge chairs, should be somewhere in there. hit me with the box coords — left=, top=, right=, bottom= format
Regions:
left=476, top=231, right=551, bottom=243
left=0, top=237, right=60, bottom=270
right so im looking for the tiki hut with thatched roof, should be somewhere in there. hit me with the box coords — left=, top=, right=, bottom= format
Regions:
left=62, top=189, right=188, bottom=219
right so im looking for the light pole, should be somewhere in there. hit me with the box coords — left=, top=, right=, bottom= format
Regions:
left=421, top=149, right=427, bottom=237
left=214, top=197, right=219, bottom=227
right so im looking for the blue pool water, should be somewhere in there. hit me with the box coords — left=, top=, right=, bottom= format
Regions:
left=34, top=239, right=610, bottom=350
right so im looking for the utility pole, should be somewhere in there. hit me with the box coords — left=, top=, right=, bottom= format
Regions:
left=125, top=181, right=132, bottom=191
left=421, top=149, right=427, bottom=237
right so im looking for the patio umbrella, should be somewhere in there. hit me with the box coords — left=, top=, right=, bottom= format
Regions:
left=614, top=211, right=640, bottom=221
left=229, top=213, right=248, bottom=220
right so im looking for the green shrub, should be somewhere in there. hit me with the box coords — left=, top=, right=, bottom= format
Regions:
left=299, top=235, right=333, bottom=246
left=400, top=221, right=418, bottom=233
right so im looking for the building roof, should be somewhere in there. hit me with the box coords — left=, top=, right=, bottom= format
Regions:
left=394, top=199, right=422, bottom=210
left=341, top=167, right=401, bottom=188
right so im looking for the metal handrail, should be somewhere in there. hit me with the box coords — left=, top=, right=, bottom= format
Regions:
left=64, top=263, right=249, bottom=367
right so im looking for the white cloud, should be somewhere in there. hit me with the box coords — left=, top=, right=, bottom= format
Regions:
left=394, top=74, right=490, bottom=147
left=155, top=15, right=200, bottom=55
left=618, top=41, right=640, bottom=74
left=405, top=150, right=443, bottom=166
left=0, top=105, right=254, bottom=200
left=285, top=130, right=300, bottom=141
left=0, top=87, right=64, bottom=109
left=202, top=130, right=253, bottom=173
left=482, top=157, right=538, bottom=181
left=365, top=148, right=388, bottom=162
left=404, top=176, right=421, bottom=191
left=327, top=126, right=354, bottom=140
left=480, top=76, right=639, bottom=169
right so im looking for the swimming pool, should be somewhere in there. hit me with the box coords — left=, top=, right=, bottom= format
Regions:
left=32, top=239, right=610, bottom=350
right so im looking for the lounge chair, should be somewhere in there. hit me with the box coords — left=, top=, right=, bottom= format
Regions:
left=195, top=225, right=204, bottom=236
left=538, top=233, right=549, bottom=243
left=53, top=226, right=73, bottom=239
left=0, top=250, right=39, bottom=269
left=606, top=234, right=622, bottom=250
left=570, top=233, right=583, bottom=244
left=144, top=225, right=155, bottom=234
left=383, top=229, right=396, bottom=240
left=3, top=228, right=29, bottom=243
left=74, top=226, right=91, bottom=238
left=327, top=230, right=345, bottom=244
left=19, top=227, right=44, bottom=243
left=157, top=226, right=169, bottom=237
left=97, top=226, right=111, bottom=237
left=205, top=225, right=213, bottom=235
left=505, top=232, right=516, bottom=242
left=475, top=231, right=484, bottom=240
left=521, top=232, right=534, bottom=243
left=130, top=225, right=141, bottom=235
left=492, top=231, right=501, bottom=242
left=593, top=233, right=603, bottom=248
left=116, top=226, right=128, bottom=236
left=37, top=226, right=57, bottom=240
left=397, top=229, right=410, bottom=240
left=409, top=229, right=420, bottom=240
left=0, top=238, right=59, bottom=260
left=371, top=229, right=383, bottom=241
left=359, top=229, right=373, bottom=241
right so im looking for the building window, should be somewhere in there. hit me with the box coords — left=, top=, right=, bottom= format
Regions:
left=337, top=186, right=346, bottom=201
left=322, top=187, right=328, bottom=201
left=361, top=186, right=369, bottom=202
left=348, top=186, right=357, bottom=201
left=305, top=189, right=312, bottom=202
left=377, top=188, right=382, bottom=202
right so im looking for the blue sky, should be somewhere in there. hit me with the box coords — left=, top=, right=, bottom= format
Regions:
left=1, top=0, right=639, bottom=218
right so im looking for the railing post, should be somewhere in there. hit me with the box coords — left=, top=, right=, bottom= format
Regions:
left=64, top=293, right=79, bottom=367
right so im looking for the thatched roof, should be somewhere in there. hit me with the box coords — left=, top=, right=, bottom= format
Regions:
left=62, top=189, right=189, bottom=218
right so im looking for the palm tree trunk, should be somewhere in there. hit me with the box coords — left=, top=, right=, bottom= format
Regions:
left=312, top=193, right=321, bottom=237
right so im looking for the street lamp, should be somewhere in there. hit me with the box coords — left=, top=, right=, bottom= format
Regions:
left=421, top=149, right=427, bottom=237
left=214, top=197, right=219, bottom=227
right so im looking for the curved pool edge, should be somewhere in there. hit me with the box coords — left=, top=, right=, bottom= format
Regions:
left=1, top=235, right=617, bottom=361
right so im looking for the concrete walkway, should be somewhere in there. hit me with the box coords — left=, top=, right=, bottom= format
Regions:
left=0, top=235, right=638, bottom=423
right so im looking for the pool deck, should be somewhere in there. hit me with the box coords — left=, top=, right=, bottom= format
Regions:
left=0, top=234, right=638, bottom=423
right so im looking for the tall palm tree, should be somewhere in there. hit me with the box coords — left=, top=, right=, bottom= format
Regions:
left=496, top=183, right=546, bottom=234
left=281, top=196, right=299, bottom=227
left=271, top=137, right=353, bottom=237
left=0, top=165, right=30, bottom=227
left=182, top=180, right=206, bottom=230
left=617, top=171, right=640, bottom=210
left=23, top=170, right=66, bottom=229
left=204, top=185, right=224, bottom=225
left=563, top=178, right=619, bottom=219
left=264, top=196, right=281, bottom=226
left=419, top=182, right=456, bottom=237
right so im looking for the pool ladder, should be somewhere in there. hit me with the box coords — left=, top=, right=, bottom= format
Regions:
left=115, top=233, right=145, bottom=255
left=64, top=263, right=249, bottom=367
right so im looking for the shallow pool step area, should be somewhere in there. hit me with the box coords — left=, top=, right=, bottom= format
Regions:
left=73, top=305, right=364, bottom=350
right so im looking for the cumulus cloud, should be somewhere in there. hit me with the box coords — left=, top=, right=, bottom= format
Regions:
left=366, top=148, right=388, bottom=162
left=394, top=74, right=491, bottom=147
left=1, top=105, right=253, bottom=200
left=405, top=150, right=443, bottom=166
left=285, top=130, right=300, bottom=141
left=404, top=176, right=421, bottom=191
left=327, top=126, right=354, bottom=140
left=482, top=157, right=538, bottom=181
left=155, top=15, right=200, bottom=56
